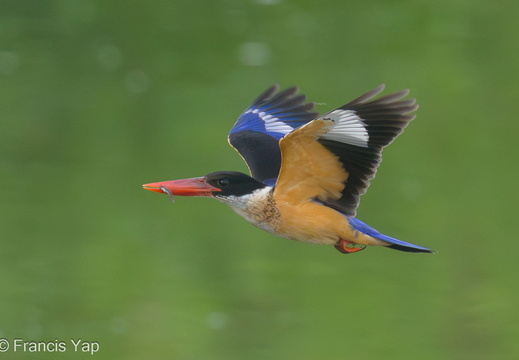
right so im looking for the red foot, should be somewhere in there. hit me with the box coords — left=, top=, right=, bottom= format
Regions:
left=334, top=239, right=367, bottom=254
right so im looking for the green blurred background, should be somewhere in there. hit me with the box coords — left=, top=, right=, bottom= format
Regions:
left=1, top=0, right=518, bottom=359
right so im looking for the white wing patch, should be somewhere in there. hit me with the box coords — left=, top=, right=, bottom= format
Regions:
left=319, top=110, right=369, bottom=148
left=249, top=109, right=293, bottom=134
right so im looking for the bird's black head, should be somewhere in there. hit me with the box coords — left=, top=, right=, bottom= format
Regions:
left=143, top=171, right=267, bottom=199
left=204, top=171, right=267, bottom=197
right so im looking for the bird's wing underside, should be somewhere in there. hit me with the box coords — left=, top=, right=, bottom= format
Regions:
left=228, top=85, right=317, bottom=185
left=274, top=84, right=417, bottom=216
left=317, top=84, right=418, bottom=216
left=274, top=119, right=349, bottom=205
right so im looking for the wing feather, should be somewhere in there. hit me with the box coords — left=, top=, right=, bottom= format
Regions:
left=274, top=120, right=349, bottom=204
left=228, top=84, right=417, bottom=217
left=228, top=85, right=317, bottom=183
left=317, top=84, right=418, bottom=216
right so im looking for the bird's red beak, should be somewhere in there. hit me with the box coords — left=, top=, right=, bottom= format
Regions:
left=142, top=177, right=221, bottom=197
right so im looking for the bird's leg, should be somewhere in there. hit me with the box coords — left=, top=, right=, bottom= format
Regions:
left=334, top=239, right=367, bottom=254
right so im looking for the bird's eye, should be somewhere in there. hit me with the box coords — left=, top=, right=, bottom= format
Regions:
left=217, top=178, right=230, bottom=187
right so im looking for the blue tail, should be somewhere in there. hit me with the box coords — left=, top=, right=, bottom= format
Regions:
left=348, top=217, right=434, bottom=253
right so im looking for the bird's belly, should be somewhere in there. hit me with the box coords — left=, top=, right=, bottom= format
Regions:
left=275, top=202, right=387, bottom=246
left=230, top=199, right=339, bottom=243
left=228, top=195, right=385, bottom=247
left=275, top=202, right=349, bottom=245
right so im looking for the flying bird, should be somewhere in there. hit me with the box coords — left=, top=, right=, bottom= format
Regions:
left=143, top=84, right=434, bottom=254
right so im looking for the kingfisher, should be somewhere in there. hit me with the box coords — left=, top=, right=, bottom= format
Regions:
left=143, top=84, right=434, bottom=254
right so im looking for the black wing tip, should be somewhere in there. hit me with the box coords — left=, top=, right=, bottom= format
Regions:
left=344, top=84, right=385, bottom=106
left=252, top=84, right=281, bottom=104
left=257, top=84, right=297, bottom=100
left=342, top=84, right=417, bottom=113
left=340, top=85, right=418, bottom=133
left=248, top=84, right=317, bottom=117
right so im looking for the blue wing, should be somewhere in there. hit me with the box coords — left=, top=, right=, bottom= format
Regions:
left=228, top=85, right=317, bottom=184
left=348, top=217, right=434, bottom=253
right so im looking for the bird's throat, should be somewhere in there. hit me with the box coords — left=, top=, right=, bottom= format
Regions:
left=216, top=187, right=280, bottom=234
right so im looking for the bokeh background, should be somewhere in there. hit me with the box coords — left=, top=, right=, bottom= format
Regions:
left=1, top=0, right=518, bottom=359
